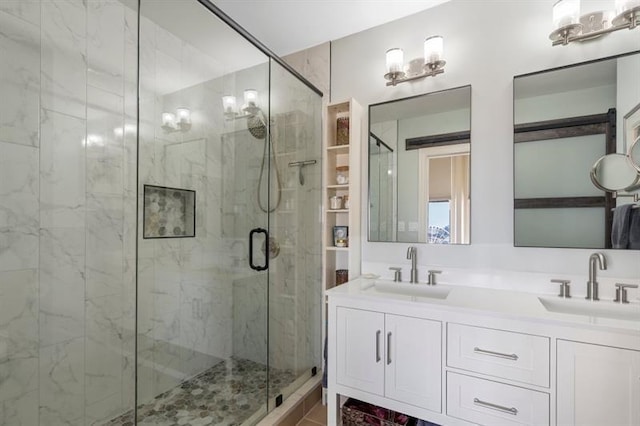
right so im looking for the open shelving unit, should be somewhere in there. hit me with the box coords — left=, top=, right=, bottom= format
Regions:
left=322, top=98, right=362, bottom=298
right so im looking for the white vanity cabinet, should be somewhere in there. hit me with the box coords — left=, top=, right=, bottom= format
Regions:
left=556, top=340, right=640, bottom=426
left=327, top=281, right=640, bottom=426
left=335, top=307, right=442, bottom=412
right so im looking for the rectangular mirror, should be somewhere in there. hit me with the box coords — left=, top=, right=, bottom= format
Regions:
left=368, top=85, right=471, bottom=244
left=514, top=52, right=640, bottom=249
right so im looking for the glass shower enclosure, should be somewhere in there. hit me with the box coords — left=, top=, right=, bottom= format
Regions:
left=133, top=1, right=323, bottom=424
left=0, top=0, right=322, bottom=424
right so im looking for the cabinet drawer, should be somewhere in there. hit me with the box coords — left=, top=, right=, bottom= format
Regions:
left=447, top=372, right=549, bottom=426
left=447, top=323, right=549, bottom=387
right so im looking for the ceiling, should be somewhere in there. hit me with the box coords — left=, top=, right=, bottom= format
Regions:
left=209, top=0, right=452, bottom=57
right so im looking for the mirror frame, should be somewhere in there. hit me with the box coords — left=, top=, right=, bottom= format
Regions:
left=512, top=51, right=640, bottom=250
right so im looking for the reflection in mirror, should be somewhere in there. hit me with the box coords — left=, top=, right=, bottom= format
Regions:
left=630, top=136, right=640, bottom=172
left=590, top=153, right=640, bottom=192
left=514, top=52, right=640, bottom=249
left=369, top=86, right=471, bottom=244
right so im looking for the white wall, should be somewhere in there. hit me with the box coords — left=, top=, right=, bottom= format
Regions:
left=331, top=0, right=640, bottom=280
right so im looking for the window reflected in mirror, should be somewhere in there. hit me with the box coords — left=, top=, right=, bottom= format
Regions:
left=368, top=85, right=471, bottom=244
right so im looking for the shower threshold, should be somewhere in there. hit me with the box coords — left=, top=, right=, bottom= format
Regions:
left=106, top=357, right=296, bottom=426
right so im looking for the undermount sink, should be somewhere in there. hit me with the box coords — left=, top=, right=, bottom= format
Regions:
left=364, top=280, right=451, bottom=299
left=538, top=296, right=640, bottom=321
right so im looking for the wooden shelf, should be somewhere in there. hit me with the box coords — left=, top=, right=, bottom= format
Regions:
left=327, top=144, right=350, bottom=152
left=327, top=184, right=349, bottom=190
left=325, top=246, right=349, bottom=252
left=326, top=209, right=349, bottom=213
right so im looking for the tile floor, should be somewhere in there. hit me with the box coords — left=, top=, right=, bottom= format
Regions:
left=295, top=401, right=327, bottom=426
left=106, top=357, right=296, bottom=426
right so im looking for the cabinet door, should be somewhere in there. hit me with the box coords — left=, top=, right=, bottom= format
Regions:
left=557, top=340, right=640, bottom=426
left=336, top=307, right=385, bottom=396
left=384, top=314, right=442, bottom=412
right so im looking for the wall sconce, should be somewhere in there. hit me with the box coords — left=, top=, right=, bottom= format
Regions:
left=549, top=0, right=640, bottom=46
left=223, top=89, right=262, bottom=120
left=384, top=35, right=446, bottom=87
left=161, top=107, right=191, bottom=133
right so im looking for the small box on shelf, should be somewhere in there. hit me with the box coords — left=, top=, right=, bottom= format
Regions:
left=335, top=269, right=348, bottom=285
left=336, top=165, right=349, bottom=185
left=333, top=226, right=348, bottom=247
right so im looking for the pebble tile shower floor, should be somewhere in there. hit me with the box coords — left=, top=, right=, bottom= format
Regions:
left=106, top=358, right=296, bottom=426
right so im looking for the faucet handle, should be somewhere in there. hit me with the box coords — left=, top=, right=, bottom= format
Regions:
left=614, top=283, right=638, bottom=304
left=551, top=279, right=571, bottom=298
left=427, top=270, right=442, bottom=286
left=389, top=267, right=402, bottom=282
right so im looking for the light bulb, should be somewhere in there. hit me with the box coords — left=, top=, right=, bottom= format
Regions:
left=244, top=89, right=258, bottom=106
left=176, top=107, right=191, bottom=124
left=553, top=0, right=580, bottom=29
left=424, top=36, right=444, bottom=65
left=161, top=112, right=176, bottom=129
left=385, top=48, right=404, bottom=74
left=222, top=95, right=236, bottom=114
left=86, top=134, right=104, bottom=147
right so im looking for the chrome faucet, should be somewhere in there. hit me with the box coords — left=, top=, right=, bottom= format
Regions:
left=407, top=246, right=418, bottom=283
left=586, top=252, right=607, bottom=301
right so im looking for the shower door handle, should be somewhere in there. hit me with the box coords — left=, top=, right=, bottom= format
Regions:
left=249, top=228, right=269, bottom=271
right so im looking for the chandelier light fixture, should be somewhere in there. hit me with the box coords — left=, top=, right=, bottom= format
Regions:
left=161, top=107, right=191, bottom=133
left=549, top=0, right=640, bottom=46
left=222, top=89, right=261, bottom=120
left=384, top=35, right=446, bottom=87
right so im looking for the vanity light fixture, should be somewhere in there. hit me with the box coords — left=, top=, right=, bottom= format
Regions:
left=550, top=0, right=640, bottom=46
left=384, top=35, right=446, bottom=87
left=161, top=107, right=192, bottom=133
left=222, top=89, right=262, bottom=119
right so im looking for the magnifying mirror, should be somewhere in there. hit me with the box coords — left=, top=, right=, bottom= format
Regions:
left=590, top=153, right=640, bottom=192
left=628, top=135, right=640, bottom=173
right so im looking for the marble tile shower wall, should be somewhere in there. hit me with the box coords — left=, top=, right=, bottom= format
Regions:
left=0, top=1, right=137, bottom=425
left=231, top=80, right=323, bottom=374
left=136, top=15, right=237, bottom=404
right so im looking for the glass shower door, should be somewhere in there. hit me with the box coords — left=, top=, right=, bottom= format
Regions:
left=136, top=1, right=271, bottom=424
left=266, top=60, right=323, bottom=409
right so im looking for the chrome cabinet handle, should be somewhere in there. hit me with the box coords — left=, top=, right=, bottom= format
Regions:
left=387, top=332, right=392, bottom=365
left=376, top=330, right=381, bottom=362
left=473, top=347, right=519, bottom=361
left=473, top=398, right=518, bottom=415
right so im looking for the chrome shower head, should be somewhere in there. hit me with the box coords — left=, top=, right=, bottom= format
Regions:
left=246, top=113, right=267, bottom=140
left=247, top=115, right=266, bottom=139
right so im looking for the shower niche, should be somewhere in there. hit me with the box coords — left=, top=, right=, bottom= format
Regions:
left=143, top=185, right=196, bottom=239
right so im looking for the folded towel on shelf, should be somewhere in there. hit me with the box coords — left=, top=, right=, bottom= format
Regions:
left=612, top=204, right=633, bottom=249
left=628, top=208, right=640, bottom=249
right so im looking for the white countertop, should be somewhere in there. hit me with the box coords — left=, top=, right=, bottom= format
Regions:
left=327, top=277, right=640, bottom=333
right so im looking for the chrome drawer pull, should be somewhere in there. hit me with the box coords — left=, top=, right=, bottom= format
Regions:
left=473, top=347, right=519, bottom=361
left=473, top=398, right=518, bottom=415
left=387, top=332, right=392, bottom=365
left=376, top=330, right=381, bottom=362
